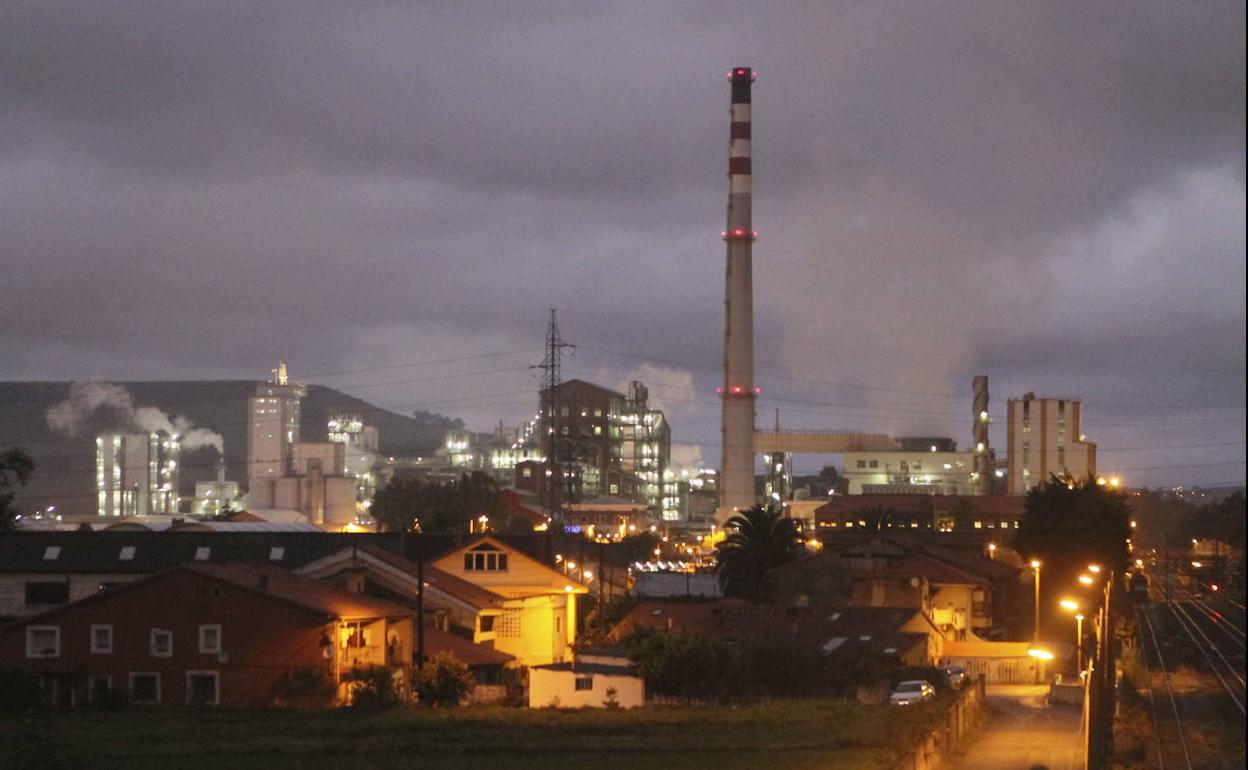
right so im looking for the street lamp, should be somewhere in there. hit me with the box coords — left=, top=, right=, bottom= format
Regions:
left=1074, top=614, right=1085, bottom=672
left=1087, top=564, right=1102, bottom=574
left=1030, top=560, right=1042, bottom=643
left=1078, top=574, right=1094, bottom=585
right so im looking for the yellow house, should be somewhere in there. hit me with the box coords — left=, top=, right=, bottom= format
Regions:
left=432, top=537, right=589, bottom=666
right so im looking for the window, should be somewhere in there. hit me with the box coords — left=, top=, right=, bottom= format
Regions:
left=25, top=626, right=60, bottom=658
left=43, top=546, right=61, bottom=561
left=150, top=629, right=173, bottom=657
left=522, top=467, right=532, bottom=478
left=195, top=546, right=211, bottom=561
left=186, top=671, right=219, bottom=706
left=856, top=460, right=866, bottom=468
left=88, top=674, right=111, bottom=705
left=119, top=546, right=136, bottom=561
left=25, top=581, right=69, bottom=605
left=868, top=460, right=879, bottom=469
left=593, top=426, right=602, bottom=435
left=129, top=672, right=160, bottom=704
left=199, top=625, right=221, bottom=654
left=269, top=546, right=285, bottom=561
left=972, top=590, right=988, bottom=618
left=478, top=615, right=496, bottom=633
left=463, top=550, right=508, bottom=571
left=574, top=676, right=594, bottom=691
left=91, top=624, right=113, bottom=654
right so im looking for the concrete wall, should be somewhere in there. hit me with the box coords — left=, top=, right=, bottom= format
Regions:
left=0, top=573, right=143, bottom=620
left=893, top=677, right=987, bottom=770
left=528, top=667, right=644, bottom=709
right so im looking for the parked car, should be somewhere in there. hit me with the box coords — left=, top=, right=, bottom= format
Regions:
left=939, top=665, right=967, bottom=689
left=889, top=680, right=936, bottom=706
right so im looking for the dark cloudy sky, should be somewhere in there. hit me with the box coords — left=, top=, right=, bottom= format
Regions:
left=3, top=1, right=1244, bottom=487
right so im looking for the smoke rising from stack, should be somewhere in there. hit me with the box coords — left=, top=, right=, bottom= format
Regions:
left=46, top=381, right=225, bottom=453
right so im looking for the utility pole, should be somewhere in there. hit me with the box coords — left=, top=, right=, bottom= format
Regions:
left=535, top=308, right=574, bottom=528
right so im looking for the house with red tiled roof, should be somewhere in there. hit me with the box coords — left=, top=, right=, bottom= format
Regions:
left=0, top=563, right=416, bottom=707
left=297, top=537, right=588, bottom=667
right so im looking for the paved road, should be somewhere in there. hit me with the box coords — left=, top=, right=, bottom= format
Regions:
left=955, top=684, right=1083, bottom=770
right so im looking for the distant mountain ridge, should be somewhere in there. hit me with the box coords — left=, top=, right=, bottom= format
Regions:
left=0, top=381, right=464, bottom=517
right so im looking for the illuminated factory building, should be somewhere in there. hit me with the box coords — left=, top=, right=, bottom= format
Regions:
left=95, top=432, right=181, bottom=517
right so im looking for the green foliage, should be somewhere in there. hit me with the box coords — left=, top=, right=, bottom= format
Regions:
left=1015, top=476, right=1132, bottom=576
left=371, top=471, right=507, bottom=534
left=628, top=631, right=728, bottom=698
left=1188, top=492, right=1245, bottom=549
left=348, top=666, right=401, bottom=710
left=0, top=447, right=35, bottom=531
left=602, top=687, right=621, bottom=709
left=271, top=668, right=334, bottom=708
left=849, top=504, right=899, bottom=532
left=415, top=652, right=475, bottom=707
left=716, top=505, right=804, bottom=601
left=0, top=668, right=42, bottom=710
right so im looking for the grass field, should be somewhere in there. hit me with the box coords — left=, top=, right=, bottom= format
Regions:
left=0, top=699, right=942, bottom=770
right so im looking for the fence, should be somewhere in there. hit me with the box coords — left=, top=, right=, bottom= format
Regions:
left=893, top=675, right=987, bottom=770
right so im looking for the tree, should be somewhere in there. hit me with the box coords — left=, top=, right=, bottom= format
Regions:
left=0, top=448, right=35, bottom=531
left=1015, top=476, right=1132, bottom=576
left=1014, top=476, right=1132, bottom=637
left=715, top=504, right=804, bottom=601
left=851, top=503, right=898, bottom=532
left=628, top=631, right=726, bottom=699
left=415, top=653, right=474, bottom=707
left=370, top=472, right=506, bottom=534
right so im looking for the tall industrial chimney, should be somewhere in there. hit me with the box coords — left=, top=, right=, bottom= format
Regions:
left=972, top=375, right=991, bottom=494
left=718, top=67, right=758, bottom=518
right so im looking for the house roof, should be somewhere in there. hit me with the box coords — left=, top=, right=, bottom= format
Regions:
left=354, top=543, right=506, bottom=610
left=532, top=661, right=637, bottom=676
left=0, top=531, right=551, bottom=576
left=2, top=562, right=415, bottom=628
left=918, top=544, right=1020, bottom=581
left=424, top=622, right=513, bottom=667
left=864, top=554, right=985, bottom=585
left=197, top=563, right=416, bottom=620
left=607, top=600, right=935, bottom=660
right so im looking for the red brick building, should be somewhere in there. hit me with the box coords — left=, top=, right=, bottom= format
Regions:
left=0, top=563, right=415, bottom=707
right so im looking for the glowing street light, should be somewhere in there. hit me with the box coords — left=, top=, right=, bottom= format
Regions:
left=1060, top=598, right=1080, bottom=612
left=1030, top=560, right=1042, bottom=643
left=1078, top=575, right=1094, bottom=585
left=1028, top=647, right=1055, bottom=661
left=1087, top=564, right=1102, bottom=574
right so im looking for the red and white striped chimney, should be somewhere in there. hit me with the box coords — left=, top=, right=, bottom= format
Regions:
left=719, top=67, right=758, bottom=519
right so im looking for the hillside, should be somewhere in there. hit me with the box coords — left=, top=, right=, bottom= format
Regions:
left=0, top=381, right=464, bottom=517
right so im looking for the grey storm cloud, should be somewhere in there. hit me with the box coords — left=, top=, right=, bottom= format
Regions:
left=1, top=1, right=1243, bottom=486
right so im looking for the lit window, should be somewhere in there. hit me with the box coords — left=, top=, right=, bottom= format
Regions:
left=199, top=625, right=222, bottom=654
left=151, top=629, right=173, bottom=657
left=91, top=624, right=113, bottom=654
left=463, top=551, right=509, bottom=571
left=25, top=626, right=60, bottom=658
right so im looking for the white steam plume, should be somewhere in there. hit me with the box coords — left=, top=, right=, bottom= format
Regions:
left=47, top=382, right=224, bottom=453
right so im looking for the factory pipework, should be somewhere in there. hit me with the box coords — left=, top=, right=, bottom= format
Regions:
left=719, top=67, right=759, bottom=518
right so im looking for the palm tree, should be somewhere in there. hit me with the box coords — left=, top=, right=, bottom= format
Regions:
left=851, top=504, right=897, bottom=531
left=716, top=505, right=804, bottom=601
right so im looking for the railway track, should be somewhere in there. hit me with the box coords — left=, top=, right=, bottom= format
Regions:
left=1134, top=602, right=1194, bottom=770
left=1166, top=588, right=1247, bottom=716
